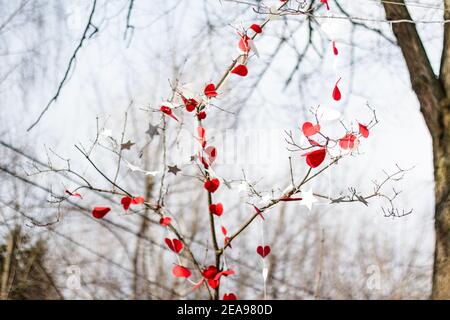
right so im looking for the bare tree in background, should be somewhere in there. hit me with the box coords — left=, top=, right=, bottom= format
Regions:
left=379, top=0, right=450, bottom=299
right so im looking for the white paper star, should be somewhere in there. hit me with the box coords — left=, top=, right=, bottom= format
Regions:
left=124, top=160, right=159, bottom=176
left=300, top=188, right=318, bottom=211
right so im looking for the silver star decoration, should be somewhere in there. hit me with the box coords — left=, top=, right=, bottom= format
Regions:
left=121, top=140, right=135, bottom=150
left=167, top=165, right=181, bottom=175
left=145, top=123, right=159, bottom=139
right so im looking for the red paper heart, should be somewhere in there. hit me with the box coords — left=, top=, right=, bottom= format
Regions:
left=257, top=245, right=271, bottom=258
left=172, top=265, right=191, bottom=278
left=224, top=237, right=232, bottom=248
left=204, top=178, right=220, bottom=193
left=223, top=293, right=237, bottom=300
left=92, top=207, right=111, bottom=219
left=303, top=148, right=326, bottom=168
left=160, top=105, right=178, bottom=121
left=209, top=203, right=224, bottom=216
left=202, top=265, right=218, bottom=279
left=159, top=216, right=172, bottom=226
left=231, top=64, right=248, bottom=77
left=121, top=197, right=132, bottom=210
left=181, top=95, right=198, bottom=112
left=204, top=83, right=218, bottom=98
left=332, top=78, right=342, bottom=101
left=302, top=122, right=321, bottom=137
left=197, top=111, right=207, bottom=120
left=339, top=133, right=357, bottom=150
left=165, top=238, right=183, bottom=253
left=250, top=24, right=262, bottom=33
left=205, top=146, right=217, bottom=164
left=238, top=34, right=250, bottom=53
left=359, top=123, right=369, bottom=138
left=332, top=40, right=339, bottom=55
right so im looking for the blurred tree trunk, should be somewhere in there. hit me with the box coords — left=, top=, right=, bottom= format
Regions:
left=381, top=0, right=450, bottom=299
left=0, top=231, right=17, bottom=300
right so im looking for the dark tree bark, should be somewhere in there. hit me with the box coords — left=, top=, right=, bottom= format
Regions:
left=381, top=0, right=450, bottom=299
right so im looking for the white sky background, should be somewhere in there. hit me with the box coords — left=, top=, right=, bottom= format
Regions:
left=0, top=0, right=444, bottom=298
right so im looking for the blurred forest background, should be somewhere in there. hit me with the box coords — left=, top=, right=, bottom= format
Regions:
left=0, top=0, right=448, bottom=299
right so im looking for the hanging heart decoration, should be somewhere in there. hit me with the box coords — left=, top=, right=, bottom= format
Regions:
left=92, top=207, right=111, bottom=219
left=209, top=202, right=224, bottom=216
left=256, top=245, right=271, bottom=258
left=204, top=178, right=220, bottom=193
left=302, top=121, right=321, bottom=137
left=303, top=148, right=326, bottom=168
left=359, top=123, right=369, bottom=138
left=172, top=265, right=191, bottom=278
left=165, top=238, right=183, bottom=254
left=332, top=78, right=342, bottom=101
left=231, top=64, right=248, bottom=77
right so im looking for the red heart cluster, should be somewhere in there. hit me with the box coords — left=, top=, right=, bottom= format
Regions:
left=202, top=265, right=235, bottom=289
left=339, top=133, right=358, bottom=150
left=121, top=196, right=145, bottom=211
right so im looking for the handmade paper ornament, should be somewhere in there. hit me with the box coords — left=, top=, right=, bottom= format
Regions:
left=92, top=207, right=111, bottom=219
left=339, top=133, right=357, bottom=150
left=204, top=178, right=220, bottom=193
left=332, top=40, right=339, bottom=55
left=359, top=123, right=370, bottom=138
left=300, top=189, right=318, bottom=211
left=257, top=245, right=271, bottom=258
left=250, top=24, right=262, bottom=33
left=332, top=78, right=342, bottom=101
left=197, top=111, right=207, bottom=120
left=204, top=83, right=218, bottom=98
left=238, top=34, right=251, bottom=54
left=181, top=95, right=198, bottom=112
left=303, top=148, right=326, bottom=168
left=120, top=196, right=145, bottom=210
left=209, top=203, right=224, bottom=216
left=231, top=64, right=248, bottom=77
left=159, top=216, right=172, bottom=226
left=302, top=122, right=320, bottom=137
left=172, top=265, right=191, bottom=278
left=165, top=238, right=183, bottom=254
left=160, top=105, right=178, bottom=121
left=316, top=107, right=341, bottom=122
left=223, top=293, right=237, bottom=300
